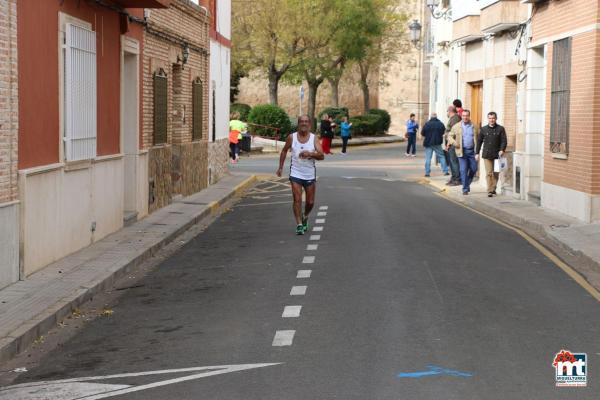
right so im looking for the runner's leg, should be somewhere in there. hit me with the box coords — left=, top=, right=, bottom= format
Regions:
left=304, top=183, right=315, bottom=218
left=291, top=181, right=303, bottom=225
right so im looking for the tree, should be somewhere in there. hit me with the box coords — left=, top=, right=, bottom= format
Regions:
left=356, top=1, right=409, bottom=114
left=232, top=0, right=308, bottom=105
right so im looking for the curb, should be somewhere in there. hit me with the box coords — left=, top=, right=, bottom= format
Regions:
left=423, top=177, right=600, bottom=295
left=0, top=175, right=258, bottom=364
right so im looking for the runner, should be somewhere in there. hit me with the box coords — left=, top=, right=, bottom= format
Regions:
left=276, top=115, right=325, bottom=235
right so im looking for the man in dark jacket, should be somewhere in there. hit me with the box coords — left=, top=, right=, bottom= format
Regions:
left=445, top=105, right=462, bottom=186
left=421, top=113, right=449, bottom=177
left=476, top=111, right=507, bottom=197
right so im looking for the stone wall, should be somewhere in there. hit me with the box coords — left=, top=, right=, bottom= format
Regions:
left=148, top=146, right=172, bottom=213
left=208, top=138, right=229, bottom=184
left=173, top=141, right=208, bottom=196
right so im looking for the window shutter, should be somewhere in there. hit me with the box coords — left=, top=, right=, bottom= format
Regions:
left=153, top=69, right=168, bottom=145
left=65, top=23, right=97, bottom=161
left=192, top=78, right=203, bottom=140
left=550, top=37, right=571, bottom=154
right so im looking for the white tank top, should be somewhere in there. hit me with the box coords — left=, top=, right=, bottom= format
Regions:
left=290, top=132, right=316, bottom=180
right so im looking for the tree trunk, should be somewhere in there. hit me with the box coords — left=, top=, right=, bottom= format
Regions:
left=268, top=73, right=279, bottom=105
left=307, top=81, right=319, bottom=131
left=358, top=63, right=370, bottom=114
left=328, top=78, right=340, bottom=107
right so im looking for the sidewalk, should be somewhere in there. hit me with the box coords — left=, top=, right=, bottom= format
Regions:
left=0, top=173, right=257, bottom=364
left=425, top=174, right=600, bottom=293
left=252, top=134, right=404, bottom=153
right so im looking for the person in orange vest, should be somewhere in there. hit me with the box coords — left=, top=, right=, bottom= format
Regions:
left=229, top=112, right=246, bottom=163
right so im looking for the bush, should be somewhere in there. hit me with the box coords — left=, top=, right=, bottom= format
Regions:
left=230, top=103, right=252, bottom=122
left=247, top=104, right=292, bottom=139
left=367, top=108, right=391, bottom=133
left=349, top=114, right=383, bottom=136
left=289, top=117, right=298, bottom=134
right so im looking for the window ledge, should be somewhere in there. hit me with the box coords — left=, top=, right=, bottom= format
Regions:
left=551, top=153, right=568, bottom=160
left=65, top=159, right=92, bottom=172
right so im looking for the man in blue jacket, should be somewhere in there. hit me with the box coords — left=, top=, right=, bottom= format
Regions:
left=421, top=113, right=449, bottom=177
left=405, top=113, right=419, bottom=156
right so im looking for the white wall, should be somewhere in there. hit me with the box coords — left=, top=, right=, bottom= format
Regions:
left=452, top=0, right=481, bottom=21
left=19, top=159, right=124, bottom=276
left=210, top=41, right=231, bottom=142
left=0, top=202, right=19, bottom=288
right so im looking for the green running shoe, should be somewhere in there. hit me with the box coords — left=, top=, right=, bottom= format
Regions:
left=296, top=224, right=305, bottom=235
left=302, top=215, right=309, bottom=233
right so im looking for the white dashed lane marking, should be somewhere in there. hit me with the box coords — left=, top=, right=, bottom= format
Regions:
left=272, top=330, right=295, bottom=346
left=316, top=219, right=326, bottom=224
left=282, top=306, right=302, bottom=318
left=309, top=235, right=321, bottom=240
left=290, top=286, right=307, bottom=295
left=317, top=212, right=327, bottom=217
left=313, top=226, right=323, bottom=232
left=297, top=270, right=312, bottom=278
left=302, top=256, right=315, bottom=264
left=307, top=244, right=318, bottom=251
left=319, top=206, right=328, bottom=210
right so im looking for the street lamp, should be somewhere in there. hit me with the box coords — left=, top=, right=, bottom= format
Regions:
left=408, top=19, right=423, bottom=50
left=426, top=0, right=452, bottom=20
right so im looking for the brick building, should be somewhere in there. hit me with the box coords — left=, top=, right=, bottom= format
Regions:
left=142, top=0, right=210, bottom=212
left=0, top=0, right=18, bottom=289
left=16, top=0, right=169, bottom=276
left=529, top=0, right=600, bottom=222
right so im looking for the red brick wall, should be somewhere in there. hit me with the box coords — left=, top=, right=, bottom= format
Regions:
left=0, top=0, right=17, bottom=203
left=142, top=1, right=210, bottom=149
left=543, top=30, right=600, bottom=195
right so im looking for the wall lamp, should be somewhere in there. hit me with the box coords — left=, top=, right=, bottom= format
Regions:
left=426, top=0, right=452, bottom=20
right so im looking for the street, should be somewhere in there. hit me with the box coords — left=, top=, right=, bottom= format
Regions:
left=1, top=145, right=599, bottom=399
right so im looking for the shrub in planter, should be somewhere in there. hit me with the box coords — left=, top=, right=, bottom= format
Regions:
left=367, top=108, right=391, bottom=133
left=247, top=104, right=292, bottom=139
left=230, top=103, right=252, bottom=121
left=349, top=114, right=382, bottom=136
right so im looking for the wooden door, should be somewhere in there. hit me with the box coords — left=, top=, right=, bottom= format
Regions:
left=470, top=82, right=483, bottom=128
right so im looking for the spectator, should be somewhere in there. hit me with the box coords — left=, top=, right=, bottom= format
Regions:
left=421, top=113, right=449, bottom=177
left=453, top=99, right=464, bottom=117
left=477, top=111, right=507, bottom=197
left=405, top=113, right=419, bottom=157
left=320, top=114, right=334, bottom=155
left=445, top=105, right=462, bottom=186
left=340, top=116, right=352, bottom=155
left=229, top=111, right=246, bottom=163
left=448, top=109, right=479, bottom=195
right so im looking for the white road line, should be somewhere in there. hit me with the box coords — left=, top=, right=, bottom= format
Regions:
left=272, top=330, right=295, bottom=346
left=309, top=235, right=321, bottom=240
left=282, top=305, right=302, bottom=318
left=319, top=206, right=328, bottom=210
left=316, top=218, right=326, bottom=224
left=297, top=270, right=312, bottom=278
left=317, top=212, right=327, bottom=216
left=290, top=286, right=307, bottom=295
left=302, top=256, right=315, bottom=263
left=313, top=226, right=323, bottom=232
left=306, top=244, right=318, bottom=251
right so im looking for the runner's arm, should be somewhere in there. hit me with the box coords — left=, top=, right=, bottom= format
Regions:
left=276, top=135, right=293, bottom=177
left=310, top=138, right=325, bottom=160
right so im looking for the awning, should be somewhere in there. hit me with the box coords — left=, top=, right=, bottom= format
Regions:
left=113, top=0, right=172, bottom=8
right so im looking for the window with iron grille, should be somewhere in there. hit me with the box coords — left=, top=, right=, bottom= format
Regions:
left=64, top=23, right=97, bottom=161
left=192, top=78, right=203, bottom=140
left=153, top=69, right=168, bottom=145
left=550, top=37, right=571, bottom=155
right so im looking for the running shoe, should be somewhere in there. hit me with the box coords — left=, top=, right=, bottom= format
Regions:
left=296, top=224, right=305, bottom=235
left=302, top=215, right=309, bottom=233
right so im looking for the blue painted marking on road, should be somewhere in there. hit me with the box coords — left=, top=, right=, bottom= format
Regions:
left=397, top=365, right=473, bottom=378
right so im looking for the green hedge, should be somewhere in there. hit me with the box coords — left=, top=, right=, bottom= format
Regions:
left=230, top=103, right=252, bottom=122
left=349, top=114, right=383, bottom=136
left=247, top=104, right=291, bottom=139
left=367, top=108, right=391, bottom=133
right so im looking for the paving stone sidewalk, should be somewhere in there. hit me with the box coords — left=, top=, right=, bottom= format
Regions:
left=426, top=175, right=600, bottom=292
left=0, top=174, right=257, bottom=364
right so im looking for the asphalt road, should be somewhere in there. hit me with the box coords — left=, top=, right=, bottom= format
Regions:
left=2, top=146, right=599, bottom=399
